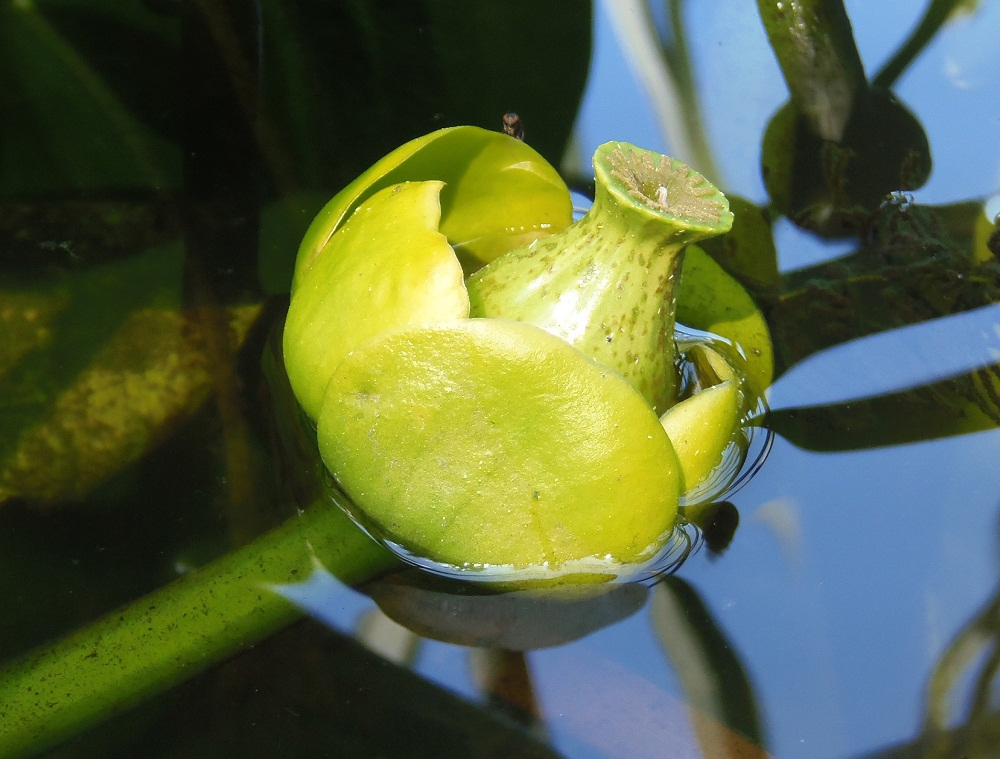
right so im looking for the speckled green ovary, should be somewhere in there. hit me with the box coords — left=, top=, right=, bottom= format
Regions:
left=467, top=143, right=734, bottom=413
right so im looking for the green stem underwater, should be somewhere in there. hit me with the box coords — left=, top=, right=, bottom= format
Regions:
left=0, top=501, right=394, bottom=759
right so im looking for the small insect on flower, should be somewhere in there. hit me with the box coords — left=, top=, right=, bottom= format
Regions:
left=502, top=112, right=525, bottom=141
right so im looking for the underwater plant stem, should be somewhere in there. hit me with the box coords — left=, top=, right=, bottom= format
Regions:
left=872, top=0, right=963, bottom=90
left=0, top=502, right=394, bottom=759
left=665, top=0, right=719, bottom=180
left=757, top=0, right=867, bottom=141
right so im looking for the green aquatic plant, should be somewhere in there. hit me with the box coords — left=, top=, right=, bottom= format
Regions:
left=283, top=126, right=772, bottom=577
left=0, top=127, right=772, bottom=756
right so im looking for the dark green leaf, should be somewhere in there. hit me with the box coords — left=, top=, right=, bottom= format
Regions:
left=0, top=0, right=179, bottom=195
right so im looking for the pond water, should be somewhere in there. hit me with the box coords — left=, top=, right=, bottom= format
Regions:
left=2, top=1, right=1000, bottom=758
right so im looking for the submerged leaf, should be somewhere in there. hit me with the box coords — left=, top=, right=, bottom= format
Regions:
left=0, top=303, right=260, bottom=504
left=0, top=0, right=178, bottom=195
left=652, top=577, right=767, bottom=751
left=0, top=243, right=262, bottom=505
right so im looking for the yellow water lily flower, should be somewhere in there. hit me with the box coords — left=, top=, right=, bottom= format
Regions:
left=283, top=126, right=771, bottom=579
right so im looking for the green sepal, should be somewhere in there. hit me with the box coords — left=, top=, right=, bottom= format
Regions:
left=660, top=380, right=740, bottom=495
left=284, top=181, right=469, bottom=420
left=292, top=126, right=572, bottom=288
left=676, top=245, right=775, bottom=396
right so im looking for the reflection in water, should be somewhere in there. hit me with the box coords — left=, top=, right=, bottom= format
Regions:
left=918, top=596, right=1000, bottom=757
left=768, top=302, right=1000, bottom=410
left=652, top=577, right=766, bottom=755
left=917, top=511, right=1000, bottom=759
left=361, top=570, right=649, bottom=651
left=274, top=550, right=648, bottom=651
left=612, top=2, right=1000, bottom=757
left=858, top=509, right=1000, bottom=759
left=276, top=552, right=776, bottom=758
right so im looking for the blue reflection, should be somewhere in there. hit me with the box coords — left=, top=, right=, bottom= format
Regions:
left=269, top=556, right=373, bottom=632
left=572, top=2, right=1000, bottom=758
left=770, top=303, right=1000, bottom=410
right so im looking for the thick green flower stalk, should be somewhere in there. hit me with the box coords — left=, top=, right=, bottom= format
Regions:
left=283, top=126, right=771, bottom=579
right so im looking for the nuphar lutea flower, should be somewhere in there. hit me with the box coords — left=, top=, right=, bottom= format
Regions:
left=283, top=126, right=772, bottom=583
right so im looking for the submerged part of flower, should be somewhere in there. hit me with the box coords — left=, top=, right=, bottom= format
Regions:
left=467, top=142, right=733, bottom=413
left=317, top=319, right=681, bottom=571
